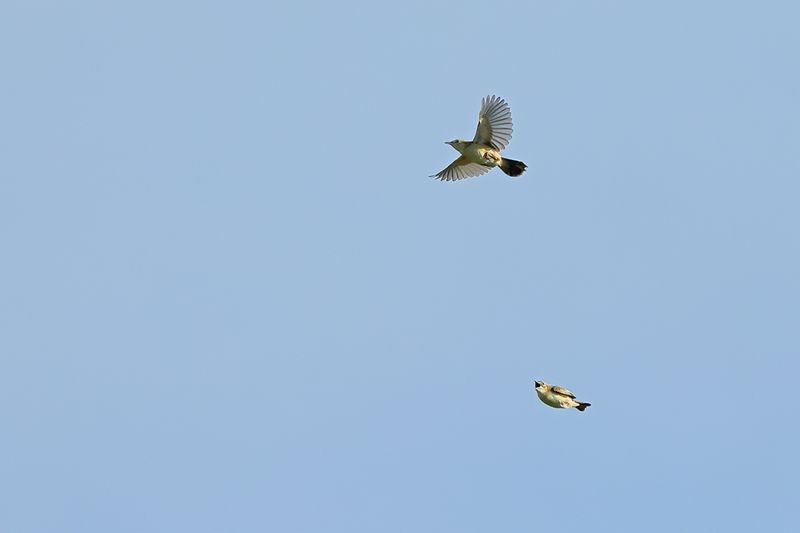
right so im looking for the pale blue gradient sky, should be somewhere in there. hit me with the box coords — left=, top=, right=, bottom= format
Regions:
left=1, top=1, right=799, bottom=532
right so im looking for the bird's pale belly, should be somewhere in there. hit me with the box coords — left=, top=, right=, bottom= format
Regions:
left=537, top=392, right=565, bottom=409
left=463, top=144, right=501, bottom=167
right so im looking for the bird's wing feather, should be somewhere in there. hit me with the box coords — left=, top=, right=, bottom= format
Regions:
left=431, top=156, right=492, bottom=181
left=472, top=95, right=514, bottom=151
left=551, top=386, right=576, bottom=399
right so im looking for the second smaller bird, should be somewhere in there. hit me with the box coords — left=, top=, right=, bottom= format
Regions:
left=534, top=380, right=591, bottom=412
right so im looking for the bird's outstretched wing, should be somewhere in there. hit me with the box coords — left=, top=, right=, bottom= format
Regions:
left=551, top=386, right=576, bottom=399
left=431, top=156, right=492, bottom=181
left=472, top=95, right=514, bottom=151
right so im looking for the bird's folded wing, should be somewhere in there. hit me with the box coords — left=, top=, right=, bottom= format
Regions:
left=472, top=95, right=514, bottom=151
left=431, top=156, right=492, bottom=181
left=551, top=386, right=576, bottom=398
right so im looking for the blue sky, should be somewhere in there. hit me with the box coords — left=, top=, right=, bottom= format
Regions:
left=2, top=1, right=799, bottom=531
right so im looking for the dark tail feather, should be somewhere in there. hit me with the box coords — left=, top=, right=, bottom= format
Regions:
left=576, top=403, right=591, bottom=412
left=499, top=158, right=527, bottom=177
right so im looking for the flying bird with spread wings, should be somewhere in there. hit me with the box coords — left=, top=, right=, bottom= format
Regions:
left=431, top=95, right=527, bottom=181
left=534, top=380, right=591, bottom=412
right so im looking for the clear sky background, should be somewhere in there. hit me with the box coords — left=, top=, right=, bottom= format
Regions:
left=2, top=1, right=799, bottom=532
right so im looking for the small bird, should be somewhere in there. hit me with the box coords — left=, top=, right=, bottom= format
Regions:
left=431, top=95, right=528, bottom=181
left=534, top=380, right=591, bottom=412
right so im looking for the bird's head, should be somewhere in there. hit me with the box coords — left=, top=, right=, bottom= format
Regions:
left=534, top=380, right=546, bottom=391
left=446, top=139, right=467, bottom=152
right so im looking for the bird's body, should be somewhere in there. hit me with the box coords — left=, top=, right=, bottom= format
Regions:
left=432, top=95, right=527, bottom=181
left=450, top=141, right=502, bottom=166
left=534, top=380, right=591, bottom=412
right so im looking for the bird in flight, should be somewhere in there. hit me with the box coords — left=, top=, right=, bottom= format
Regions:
left=534, top=380, right=591, bottom=412
left=431, top=95, right=527, bottom=181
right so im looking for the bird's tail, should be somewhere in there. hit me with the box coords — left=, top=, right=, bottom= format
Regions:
left=576, top=403, right=591, bottom=412
left=499, top=158, right=527, bottom=177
